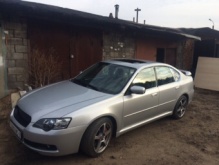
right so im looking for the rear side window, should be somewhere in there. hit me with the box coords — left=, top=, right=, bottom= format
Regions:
left=170, top=68, right=180, bottom=81
left=155, top=66, right=175, bottom=86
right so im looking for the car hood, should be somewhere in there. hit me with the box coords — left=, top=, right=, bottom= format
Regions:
left=18, top=80, right=111, bottom=122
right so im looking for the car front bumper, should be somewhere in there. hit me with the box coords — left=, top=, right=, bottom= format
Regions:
left=10, top=109, right=87, bottom=156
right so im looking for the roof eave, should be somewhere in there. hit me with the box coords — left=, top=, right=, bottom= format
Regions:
left=179, top=33, right=201, bottom=40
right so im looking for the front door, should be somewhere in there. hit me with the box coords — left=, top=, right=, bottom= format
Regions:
left=165, top=48, right=176, bottom=66
left=156, top=48, right=165, bottom=62
left=123, top=67, right=159, bottom=128
left=29, top=21, right=102, bottom=82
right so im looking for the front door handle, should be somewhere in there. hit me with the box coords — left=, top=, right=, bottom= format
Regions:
left=152, top=93, right=158, bottom=97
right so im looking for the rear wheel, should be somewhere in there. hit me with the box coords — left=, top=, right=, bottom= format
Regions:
left=80, top=118, right=113, bottom=157
left=172, top=95, right=188, bottom=119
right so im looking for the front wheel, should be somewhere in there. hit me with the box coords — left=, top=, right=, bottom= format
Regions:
left=80, top=118, right=113, bottom=157
left=172, top=95, right=188, bottom=119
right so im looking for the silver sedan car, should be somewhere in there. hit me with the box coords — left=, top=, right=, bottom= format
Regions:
left=10, top=59, right=194, bottom=157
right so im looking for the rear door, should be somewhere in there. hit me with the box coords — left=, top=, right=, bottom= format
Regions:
left=155, top=66, right=180, bottom=114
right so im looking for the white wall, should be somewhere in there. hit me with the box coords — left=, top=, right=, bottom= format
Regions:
left=195, top=57, right=219, bottom=91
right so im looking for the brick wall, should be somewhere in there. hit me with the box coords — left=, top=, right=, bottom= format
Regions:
left=102, top=32, right=135, bottom=60
left=3, top=18, right=28, bottom=90
left=182, top=39, right=195, bottom=71
left=176, top=39, right=195, bottom=71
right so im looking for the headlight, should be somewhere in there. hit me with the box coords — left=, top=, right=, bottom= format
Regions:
left=33, top=118, right=71, bottom=131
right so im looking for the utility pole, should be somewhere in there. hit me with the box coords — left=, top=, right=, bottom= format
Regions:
left=134, top=8, right=141, bottom=23
left=209, top=18, right=214, bottom=29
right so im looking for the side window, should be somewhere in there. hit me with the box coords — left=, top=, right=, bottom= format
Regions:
left=132, top=67, right=156, bottom=89
left=170, top=68, right=180, bottom=82
left=155, top=66, right=175, bottom=86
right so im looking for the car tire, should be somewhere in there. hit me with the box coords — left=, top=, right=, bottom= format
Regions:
left=172, top=95, right=188, bottom=119
left=80, top=117, right=113, bottom=157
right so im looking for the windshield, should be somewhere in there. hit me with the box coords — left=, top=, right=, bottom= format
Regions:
left=72, top=62, right=136, bottom=94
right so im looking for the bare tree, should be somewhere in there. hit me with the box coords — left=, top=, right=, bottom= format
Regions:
left=28, top=48, right=62, bottom=88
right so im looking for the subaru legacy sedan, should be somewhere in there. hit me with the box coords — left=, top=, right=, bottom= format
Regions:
left=10, top=59, right=194, bottom=157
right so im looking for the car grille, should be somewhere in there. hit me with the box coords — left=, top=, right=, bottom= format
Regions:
left=13, top=106, right=31, bottom=127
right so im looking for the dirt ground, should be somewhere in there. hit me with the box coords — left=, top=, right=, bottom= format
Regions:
left=0, top=88, right=219, bottom=165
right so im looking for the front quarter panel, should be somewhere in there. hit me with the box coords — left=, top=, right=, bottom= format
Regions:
left=62, top=94, right=124, bottom=135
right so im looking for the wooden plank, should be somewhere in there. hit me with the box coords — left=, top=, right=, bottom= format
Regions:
left=194, top=57, right=219, bottom=91
left=70, top=29, right=102, bottom=77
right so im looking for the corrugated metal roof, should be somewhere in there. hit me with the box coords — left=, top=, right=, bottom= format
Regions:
left=179, top=27, right=219, bottom=40
left=0, top=0, right=200, bottom=40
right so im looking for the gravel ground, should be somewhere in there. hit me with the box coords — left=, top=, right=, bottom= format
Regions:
left=0, top=88, right=219, bottom=165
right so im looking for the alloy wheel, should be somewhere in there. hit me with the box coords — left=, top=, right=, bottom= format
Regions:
left=176, top=97, right=187, bottom=118
left=94, top=122, right=112, bottom=153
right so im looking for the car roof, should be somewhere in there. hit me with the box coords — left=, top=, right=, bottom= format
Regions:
left=104, top=58, right=169, bottom=69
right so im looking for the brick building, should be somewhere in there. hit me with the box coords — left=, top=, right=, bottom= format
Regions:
left=180, top=27, right=219, bottom=74
left=0, top=0, right=200, bottom=98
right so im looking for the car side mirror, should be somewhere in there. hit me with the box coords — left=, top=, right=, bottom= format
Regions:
left=130, top=86, right=146, bottom=94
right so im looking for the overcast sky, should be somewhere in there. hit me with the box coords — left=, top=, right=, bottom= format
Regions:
left=23, top=0, right=219, bottom=30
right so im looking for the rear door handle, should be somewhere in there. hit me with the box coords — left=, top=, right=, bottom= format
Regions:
left=152, top=93, right=158, bottom=96
left=175, top=86, right=180, bottom=89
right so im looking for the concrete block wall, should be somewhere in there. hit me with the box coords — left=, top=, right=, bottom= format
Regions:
left=0, top=24, right=5, bottom=98
left=3, top=18, right=28, bottom=90
left=102, top=32, right=135, bottom=60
